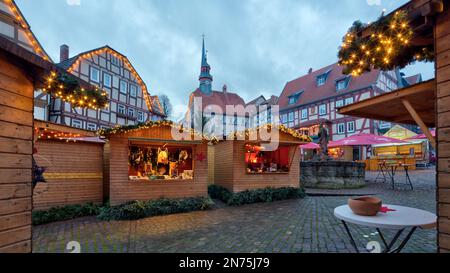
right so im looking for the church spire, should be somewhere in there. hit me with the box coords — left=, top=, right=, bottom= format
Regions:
left=199, top=35, right=213, bottom=95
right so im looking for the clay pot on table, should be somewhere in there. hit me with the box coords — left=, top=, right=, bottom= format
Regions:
left=348, top=196, right=382, bottom=216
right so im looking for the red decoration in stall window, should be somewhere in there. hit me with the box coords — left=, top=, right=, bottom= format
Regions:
left=195, top=152, right=206, bottom=162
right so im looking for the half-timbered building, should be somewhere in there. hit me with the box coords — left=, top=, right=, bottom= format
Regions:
left=278, top=63, right=415, bottom=141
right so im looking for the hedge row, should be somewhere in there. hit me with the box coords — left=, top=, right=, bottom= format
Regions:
left=97, top=197, right=215, bottom=221
left=208, top=185, right=306, bottom=206
left=32, top=203, right=102, bottom=226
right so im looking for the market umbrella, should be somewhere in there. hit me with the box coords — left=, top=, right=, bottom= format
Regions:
left=329, top=133, right=407, bottom=148
left=300, top=142, right=320, bottom=150
left=406, top=129, right=436, bottom=141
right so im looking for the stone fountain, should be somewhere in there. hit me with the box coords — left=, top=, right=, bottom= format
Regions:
left=300, top=122, right=366, bottom=189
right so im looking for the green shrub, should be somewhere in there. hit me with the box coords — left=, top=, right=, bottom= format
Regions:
left=32, top=203, right=101, bottom=226
left=208, top=185, right=305, bottom=206
left=97, top=197, right=215, bottom=221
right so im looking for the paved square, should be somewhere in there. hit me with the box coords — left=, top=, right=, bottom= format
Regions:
left=32, top=170, right=437, bottom=253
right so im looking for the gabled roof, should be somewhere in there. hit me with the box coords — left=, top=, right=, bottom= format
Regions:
left=189, top=88, right=246, bottom=111
left=2, top=0, right=52, bottom=61
left=279, top=63, right=381, bottom=110
left=57, top=45, right=165, bottom=117
left=405, top=74, right=423, bottom=86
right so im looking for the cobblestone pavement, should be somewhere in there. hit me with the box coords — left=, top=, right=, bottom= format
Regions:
left=33, top=169, right=437, bottom=253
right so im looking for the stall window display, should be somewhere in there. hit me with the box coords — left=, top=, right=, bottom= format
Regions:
left=245, top=144, right=290, bottom=174
left=128, top=145, right=194, bottom=181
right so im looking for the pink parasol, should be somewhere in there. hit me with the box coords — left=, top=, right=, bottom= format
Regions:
left=329, top=133, right=406, bottom=148
left=300, top=142, right=320, bottom=150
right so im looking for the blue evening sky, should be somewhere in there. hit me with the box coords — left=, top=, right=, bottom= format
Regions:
left=17, top=0, right=434, bottom=120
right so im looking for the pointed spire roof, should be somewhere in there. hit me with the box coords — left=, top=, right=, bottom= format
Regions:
left=199, top=35, right=213, bottom=81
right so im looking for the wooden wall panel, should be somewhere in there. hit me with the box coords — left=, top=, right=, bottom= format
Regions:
left=33, top=140, right=104, bottom=210
left=213, top=141, right=235, bottom=192
left=437, top=5, right=450, bottom=253
left=0, top=55, right=33, bottom=253
left=108, top=126, right=208, bottom=206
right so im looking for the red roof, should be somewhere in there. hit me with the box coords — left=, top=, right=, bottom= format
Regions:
left=190, top=88, right=246, bottom=111
left=405, top=74, right=422, bottom=85
left=279, top=63, right=381, bottom=110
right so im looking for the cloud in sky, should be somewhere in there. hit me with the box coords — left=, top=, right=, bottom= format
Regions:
left=66, top=0, right=80, bottom=6
left=16, top=0, right=433, bottom=120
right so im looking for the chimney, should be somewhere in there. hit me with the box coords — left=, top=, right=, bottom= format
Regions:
left=308, top=68, right=313, bottom=74
left=223, top=84, right=228, bottom=93
left=60, top=44, right=69, bottom=62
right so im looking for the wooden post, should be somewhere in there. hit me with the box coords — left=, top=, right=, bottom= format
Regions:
left=401, top=99, right=436, bottom=149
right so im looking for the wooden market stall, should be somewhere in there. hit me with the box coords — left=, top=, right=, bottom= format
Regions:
left=100, top=121, right=211, bottom=206
left=213, top=125, right=311, bottom=193
left=337, top=0, right=450, bottom=252
left=33, top=120, right=105, bottom=211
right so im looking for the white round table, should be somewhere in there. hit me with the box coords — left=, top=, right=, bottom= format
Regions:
left=334, top=204, right=436, bottom=253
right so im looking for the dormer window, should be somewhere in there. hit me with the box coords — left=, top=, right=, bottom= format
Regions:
left=316, top=70, right=331, bottom=86
left=336, top=77, right=350, bottom=91
left=288, top=91, right=303, bottom=105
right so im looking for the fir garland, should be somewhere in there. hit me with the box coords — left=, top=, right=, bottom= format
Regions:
left=338, top=10, right=434, bottom=76
left=229, top=124, right=312, bottom=143
left=97, top=120, right=219, bottom=144
left=43, top=71, right=109, bottom=109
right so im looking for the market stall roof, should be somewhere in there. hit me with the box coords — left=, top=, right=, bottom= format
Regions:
left=229, top=124, right=312, bottom=145
left=35, top=120, right=97, bottom=137
left=338, top=79, right=435, bottom=127
left=329, top=133, right=407, bottom=148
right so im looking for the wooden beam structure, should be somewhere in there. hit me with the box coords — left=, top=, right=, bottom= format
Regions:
left=339, top=79, right=436, bottom=128
left=401, top=99, right=436, bottom=148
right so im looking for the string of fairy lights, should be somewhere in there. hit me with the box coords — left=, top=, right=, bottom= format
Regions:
left=229, top=124, right=312, bottom=143
left=66, top=47, right=165, bottom=115
left=338, top=10, right=434, bottom=76
left=42, top=71, right=109, bottom=110
left=6, top=0, right=50, bottom=61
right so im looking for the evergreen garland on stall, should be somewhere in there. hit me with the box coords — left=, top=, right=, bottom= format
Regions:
left=43, top=71, right=109, bottom=109
left=338, top=10, right=434, bottom=76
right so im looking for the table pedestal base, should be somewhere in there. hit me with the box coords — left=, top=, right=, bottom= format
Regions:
left=342, top=221, right=418, bottom=253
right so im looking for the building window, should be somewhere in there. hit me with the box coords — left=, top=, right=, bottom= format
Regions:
left=337, top=123, right=345, bottom=134
left=118, top=104, right=126, bottom=115
left=345, top=97, right=354, bottom=105
left=288, top=91, right=303, bottom=105
left=120, top=80, right=128, bottom=94
left=87, top=123, right=97, bottom=131
left=103, top=73, right=112, bottom=88
left=100, top=125, right=109, bottom=130
left=72, top=119, right=82, bottom=129
left=288, top=112, right=294, bottom=122
left=336, top=78, right=349, bottom=91
left=301, top=109, right=308, bottom=120
left=319, top=104, right=327, bottom=116
left=90, top=67, right=100, bottom=83
left=347, top=121, right=355, bottom=133
left=130, top=84, right=137, bottom=97
left=128, top=108, right=135, bottom=118
left=111, top=55, right=120, bottom=66
left=316, top=74, right=327, bottom=86
left=138, top=111, right=144, bottom=122
left=336, top=100, right=344, bottom=108
left=281, top=114, right=288, bottom=124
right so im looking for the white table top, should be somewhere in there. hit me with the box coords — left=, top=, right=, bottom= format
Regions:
left=334, top=205, right=437, bottom=230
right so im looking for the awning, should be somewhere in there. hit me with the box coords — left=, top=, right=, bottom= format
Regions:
left=338, top=79, right=436, bottom=148
left=328, top=133, right=407, bottom=148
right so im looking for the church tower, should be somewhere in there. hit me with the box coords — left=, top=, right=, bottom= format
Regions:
left=199, top=36, right=213, bottom=95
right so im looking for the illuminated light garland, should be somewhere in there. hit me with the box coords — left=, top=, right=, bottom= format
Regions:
left=338, top=10, right=434, bottom=76
left=97, top=120, right=219, bottom=144
left=43, top=71, right=109, bottom=110
left=5, top=0, right=50, bottom=61
left=66, top=47, right=165, bottom=116
left=35, top=128, right=82, bottom=143
left=229, top=124, right=312, bottom=143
